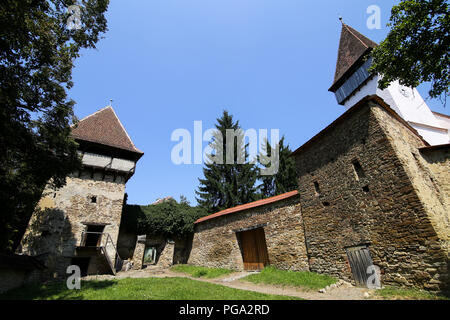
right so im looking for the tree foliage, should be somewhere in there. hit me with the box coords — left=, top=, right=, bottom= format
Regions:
left=120, top=199, right=207, bottom=238
left=370, top=0, right=449, bottom=101
left=0, top=0, right=110, bottom=252
left=259, top=136, right=298, bottom=198
left=195, top=110, right=259, bottom=213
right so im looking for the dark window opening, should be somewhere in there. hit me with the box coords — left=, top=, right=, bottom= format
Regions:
left=362, top=185, right=370, bottom=193
left=314, top=181, right=321, bottom=195
left=41, top=230, right=50, bottom=237
left=352, top=160, right=366, bottom=180
left=83, top=225, right=105, bottom=247
left=322, top=201, right=330, bottom=207
left=90, top=196, right=97, bottom=203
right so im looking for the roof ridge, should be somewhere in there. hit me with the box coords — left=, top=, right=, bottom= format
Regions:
left=70, top=105, right=143, bottom=155
left=71, top=105, right=112, bottom=128
left=195, top=190, right=299, bottom=224
left=343, top=23, right=370, bottom=49
left=108, top=107, right=143, bottom=153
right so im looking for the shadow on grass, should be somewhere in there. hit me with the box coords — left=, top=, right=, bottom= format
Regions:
left=0, top=280, right=117, bottom=300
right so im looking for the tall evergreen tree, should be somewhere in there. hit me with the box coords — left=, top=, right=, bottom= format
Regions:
left=259, top=136, right=298, bottom=198
left=196, top=111, right=259, bottom=213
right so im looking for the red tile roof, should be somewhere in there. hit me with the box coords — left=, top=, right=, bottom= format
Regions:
left=71, top=106, right=143, bottom=155
left=195, top=190, right=299, bottom=224
left=330, top=23, right=378, bottom=91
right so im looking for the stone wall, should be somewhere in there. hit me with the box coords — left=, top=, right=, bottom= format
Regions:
left=131, top=236, right=190, bottom=269
left=188, top=196, right=309, bottom=271
left=131, top=237, right=146, bottom=270
left=293, top=99, right=449, bottom=291
left=158, top=241, right=175, bottom=268
left=117, top=230, right=137, bottom=260
left=18, top=170, right=126, bottom=279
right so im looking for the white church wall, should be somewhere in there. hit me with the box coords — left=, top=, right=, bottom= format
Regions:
left=343, top=76, right=449, bottom=146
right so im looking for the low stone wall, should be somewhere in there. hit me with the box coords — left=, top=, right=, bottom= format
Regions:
left=131, top=236, right=189, bottom=269
left=188, top=196, right=309, bottom=272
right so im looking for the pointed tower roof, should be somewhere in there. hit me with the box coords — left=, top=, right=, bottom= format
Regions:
left=329, top=23, right=378, bottom=91
left=71, top=106, right=143, bottom=156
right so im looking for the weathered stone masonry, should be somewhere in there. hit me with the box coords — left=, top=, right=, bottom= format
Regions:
left=19, top=173, right=126, bottom=279
left=293, top=97, right=449, bottom=291
left=188, top=195, right=309, bottom=272
left=187, top=97, right=449, bottom=292
left=17, top=106, right=144, bottom=279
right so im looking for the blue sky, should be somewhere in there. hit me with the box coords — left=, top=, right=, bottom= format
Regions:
left=69, top=0, right=448, bottom=206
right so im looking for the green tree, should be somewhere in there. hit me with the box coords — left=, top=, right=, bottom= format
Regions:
left=134, top=199, right=207, bottom=238
left=0, top=0, right=110, bottom=252
left=370, top=0, right=449, bottom=102
left=196, top=110, right=259, bottom=213
left=259, top=136, right=298, bottom=198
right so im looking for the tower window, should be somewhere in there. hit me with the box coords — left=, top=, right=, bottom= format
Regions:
left=90, top=196, right=97, bottom=204
left=314, top=181, right=321, bottom=196
left=352, top=160, right=366, bottom=180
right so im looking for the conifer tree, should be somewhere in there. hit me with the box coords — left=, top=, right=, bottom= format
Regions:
left=196, top=111, right=259, bottom=213
left=259, top=136, right=298, bottom=198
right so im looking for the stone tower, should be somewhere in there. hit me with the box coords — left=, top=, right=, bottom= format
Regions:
left=328, top=23, right=450, bottom=146
left=18, top=106, right=143, bottom=279
left=289, top=24, right=449, bottom=291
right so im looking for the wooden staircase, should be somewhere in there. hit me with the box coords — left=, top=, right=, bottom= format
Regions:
left=75, top=232, right=123, bottom=275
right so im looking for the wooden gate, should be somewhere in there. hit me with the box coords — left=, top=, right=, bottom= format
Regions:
left=239, top=228, right=269, bottom=271
left=346, top=245, right=377, bottom=288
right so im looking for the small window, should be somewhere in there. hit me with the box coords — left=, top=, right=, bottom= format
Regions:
left=314, top=181, right=321, bottom=196
left=362, top=185, right=370, bottom=193
left=90, top=196, right=97, bottom=203
left=41, top=230, right=50, bottom=237
left=352, top=160, right=366, bottom=180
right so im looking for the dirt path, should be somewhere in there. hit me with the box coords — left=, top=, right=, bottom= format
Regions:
left=82, top=266, right=375, bottom=300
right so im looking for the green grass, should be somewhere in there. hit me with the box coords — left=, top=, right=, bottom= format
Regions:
left=171, top=264, right=235, bottom=279
left=0, top=277, right=301, bottom=300
left=240, top=266, right=338, bottom=291
left=375, top=286, right=449, bottom=300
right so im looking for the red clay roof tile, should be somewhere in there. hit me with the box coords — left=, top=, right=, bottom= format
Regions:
left=330, top=24, right=378, bottom=90
left=195, top=190, right=299, bottom=224
left=71, top=106, right=143, bottom=155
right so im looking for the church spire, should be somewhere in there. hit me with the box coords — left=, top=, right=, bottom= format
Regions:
left=329, top=23, right=378, bottom=92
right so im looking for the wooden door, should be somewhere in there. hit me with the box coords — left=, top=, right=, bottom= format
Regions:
left=240, top=228, right=269, bottom=271
left=346, top=245, right=378, bottom=288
